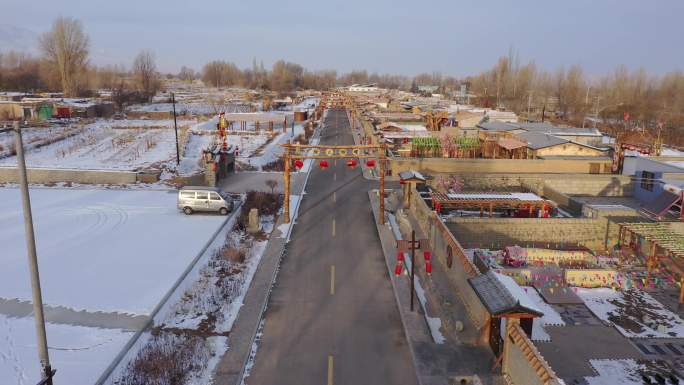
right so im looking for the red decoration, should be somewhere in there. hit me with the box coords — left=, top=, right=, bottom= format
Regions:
left=394, top=263, right=403, bottom=276
left=423, top=251, right=431, bottom=262
left=346, top=159, right=357, bottom=168
left=425, top=261, right=432, bottom=275
left=294, top=159, right=304, bottom=169
left=399, top=180, right=406, bottom=185
left=366, top=159, right=376, bottom=167
left=434, top=201, right=441, bottom=212
left=319, top=160, right=329, bottom=169
left=397, top=251, right=405, bottom=262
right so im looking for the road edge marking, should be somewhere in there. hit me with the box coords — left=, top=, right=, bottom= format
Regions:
left=330, top=265, right=335, bottom=295
left=328, top=355, right=334, bottom=385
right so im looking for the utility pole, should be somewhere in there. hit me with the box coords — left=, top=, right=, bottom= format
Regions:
left=171, top=93, right=180, bottom=165
left=14, top=121, right=55, bottom=385
left=396, top=230, right=428, bottom=312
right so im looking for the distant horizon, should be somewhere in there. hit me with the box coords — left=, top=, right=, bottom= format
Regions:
left=2, top=0, right=683, bottom=77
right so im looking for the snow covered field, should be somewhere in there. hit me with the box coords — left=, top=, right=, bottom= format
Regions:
left=0, top=188, right=225, bottom=314
left=0, top=120, right=196, bottom=171
left=0, top=187, right=227, bottom=384
left=1, top=314, right=133, bottom=385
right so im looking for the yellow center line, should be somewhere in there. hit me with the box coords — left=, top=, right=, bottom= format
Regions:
left=332, top=219, right=336, bottom=237
left=330, top=265, right=335, bottom=295
left=328, top=355, right=334, bottom=385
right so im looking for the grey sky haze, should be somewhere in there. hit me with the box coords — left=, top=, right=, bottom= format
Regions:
left=1, top=0, right=683, bottom=77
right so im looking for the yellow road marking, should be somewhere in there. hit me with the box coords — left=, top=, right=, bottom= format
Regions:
left=328, top=355, right=334, bottom=385
left=332, top=219, right=336, bottom=237
left=330, top=265, right=335, bottom=295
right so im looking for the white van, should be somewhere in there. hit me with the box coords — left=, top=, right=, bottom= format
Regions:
left=178, top=186, right=233, bottom=215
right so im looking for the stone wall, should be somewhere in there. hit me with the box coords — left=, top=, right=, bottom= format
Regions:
left=446, top=217, right=607, bottom=250
left=0, top=167, right=138, bottom=185
left=427, top=173, right=633, bottom=197
left=390, top=157, right=613, bottom=175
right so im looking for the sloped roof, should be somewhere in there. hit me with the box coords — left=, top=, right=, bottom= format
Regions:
left=522, top=124, right=602, bottom=137
left=515, top=131, right=568, bottom=149
left=398, top=170, right=426, bottom=182
left=476, top=121, right=518, bottom=131
left=468, top=270, right=544, bottom=317
left=497, top=137, right=527, bottom=150
left=468, top=271, right=543, bottom=317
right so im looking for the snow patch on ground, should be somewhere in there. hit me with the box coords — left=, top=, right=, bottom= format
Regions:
left=426, top=316, right=446, bottom=344
left=578, top=288, right=684, bottom=338
left=522, top=286, right=565, bottom=342
left=585, top=359, right=683, bottom=385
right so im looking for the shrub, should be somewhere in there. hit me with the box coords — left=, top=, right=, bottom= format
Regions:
left=221, top=245, right=246, bottom=263
left=262, top=158, right=284, bottom=171
left=116, top=333, right=209, bottom=385
left=234, top=190, right=283, bottom=231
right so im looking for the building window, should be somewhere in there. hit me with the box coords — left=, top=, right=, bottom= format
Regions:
left=641, top=171, right=655, bottom=192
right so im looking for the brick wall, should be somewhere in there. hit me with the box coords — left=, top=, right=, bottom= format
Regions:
left=0, top=167, right=138, bottom=184
left=408, top=189, right=488, bottom=329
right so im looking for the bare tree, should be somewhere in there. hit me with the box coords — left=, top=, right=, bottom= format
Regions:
left=39, top=17, right=89, bottom=96
left=133, top=50, right=160, bottom=101
left=265, top=179, right=278, bottom=194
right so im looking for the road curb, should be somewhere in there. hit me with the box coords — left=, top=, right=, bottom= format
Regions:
left=367, top=190, right=426, bottom=385
left=213, top=117, right=322, bottom=385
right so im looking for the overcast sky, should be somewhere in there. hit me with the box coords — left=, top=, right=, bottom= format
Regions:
left=1, top=0, right=683, bottom=77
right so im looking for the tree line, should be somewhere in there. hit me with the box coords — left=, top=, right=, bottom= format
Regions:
left=465, top=51, right=684, bottom=130
left=1, top=18, right=683, bottom=132
left=0, top=17, right=160, bottom=101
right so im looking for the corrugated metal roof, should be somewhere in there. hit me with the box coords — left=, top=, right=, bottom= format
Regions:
left=476, top=121, right=518, bottom=131
left=515, top=131, right=568, bottom=149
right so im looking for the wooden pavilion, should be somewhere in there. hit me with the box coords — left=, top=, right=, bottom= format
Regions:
left=431, top=192, right=553, bottom=218
left=618, top=222, right=684, bottom=304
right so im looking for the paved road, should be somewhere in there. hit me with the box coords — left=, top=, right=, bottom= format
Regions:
left=247, top=109, right=419, bottom=385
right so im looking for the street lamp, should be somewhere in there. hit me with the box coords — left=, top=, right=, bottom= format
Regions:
left=2, top=121, right=55, bottom=385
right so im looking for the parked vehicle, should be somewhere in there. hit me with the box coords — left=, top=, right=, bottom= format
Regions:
left=178, top=186, right=233, bottom=215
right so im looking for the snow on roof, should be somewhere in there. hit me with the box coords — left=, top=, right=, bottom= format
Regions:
left=446, top=192, right=543, bottom=201
left=493, top=272, right=544, bottom=314
left=400, top=124, right=427, bottom=132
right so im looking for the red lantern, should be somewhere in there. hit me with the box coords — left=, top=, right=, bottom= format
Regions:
left=319, top=160, right=329, bottom=169
left=397, top=251, right=405, bottom=262
left=366, top=159, right=376, bottom=167
left=426, top=261, right=433, bottom=275
left=423, top=251, right=431, bottom=262
left=394, top=263, right=403, bottom=276
left=434, top=201, right=441, bottom=213
left=346, top=159, right=357, bottom=168
left=294, top=159, right=304, bottom=169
